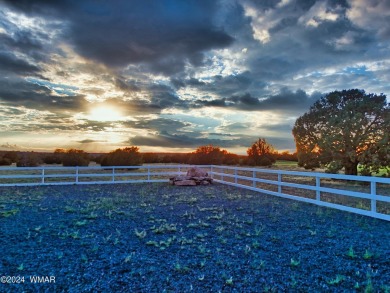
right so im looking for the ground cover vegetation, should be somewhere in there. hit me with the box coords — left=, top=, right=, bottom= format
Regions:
left=293, top=89, right=389, bottom=176
left=0, top=183, right=389, bottom=291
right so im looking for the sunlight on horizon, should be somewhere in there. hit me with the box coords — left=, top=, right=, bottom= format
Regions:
left=88, top=106, right=124, bottom=122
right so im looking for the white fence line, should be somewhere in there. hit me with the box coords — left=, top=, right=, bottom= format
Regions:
left=210, top=165, right=390, bottom=222
left=0, top=165, right=192, bottom=186
left=0, top=164, right=389, bottom=221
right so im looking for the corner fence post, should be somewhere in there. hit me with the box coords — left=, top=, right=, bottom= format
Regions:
left=41, top=168, right=45, bottom=184
left=315, top=177, right=321, bottom=201
left=252, top=170, right=256, bottom=188
left=277, top=173, right=282, bottom=193
left=370, top=180, right=377, bottom=214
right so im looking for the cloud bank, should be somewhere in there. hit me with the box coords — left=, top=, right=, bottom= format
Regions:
left=0, top=0, right=389, bottom=153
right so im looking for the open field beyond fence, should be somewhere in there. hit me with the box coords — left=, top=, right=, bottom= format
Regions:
left=0, top=183, right=389, bottom=292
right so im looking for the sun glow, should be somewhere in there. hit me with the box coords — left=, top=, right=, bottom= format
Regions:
left=88, top=106, right=123, bottom=122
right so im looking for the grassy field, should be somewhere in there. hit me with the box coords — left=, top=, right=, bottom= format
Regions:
left=275, top=160, right=389, bottom=177
left=274, top=160, right=298, bottom=167
left=0, top=163, right=388, bottom=213
left=1, top=183, right=389, bottom=292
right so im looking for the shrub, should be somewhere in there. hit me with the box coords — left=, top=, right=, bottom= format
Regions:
left=223, top=153, right=240, bottom=165
left=359, top=167, right=372, bottom=176
left=274, top=151, right=298, bottom=161
left=16, top=152, right=41, bottom=167
left=258, top=156, right=273, bottom=167
left=297, top=152, right=320, bottom=170
left=62, top=149, right=90, bottom=166
left=325, top=161, right=343, bottom=174
left=190, top=145, right=227, bottom=165
left=42, top=154, right=63, bottom=164
left=142, top=153, right=161, bottom=164
left=246, top=155, right=274, bottom=167
left=247, top=138, right=276, bottom=166
left=101, top=147, right=143, bottom=166
left=3, top=151, right=18, bottom=163
left=0, top=157, right=12, bottom=166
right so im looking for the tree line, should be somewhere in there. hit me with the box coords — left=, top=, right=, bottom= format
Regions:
left=0, top=140, right=296, bottom=168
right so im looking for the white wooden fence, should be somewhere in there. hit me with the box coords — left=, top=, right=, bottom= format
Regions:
left=0, top=165, right=188, bottom=186
left=0, top=165, right=389, bottom=221
left=211, top=165, right=390, bottom=221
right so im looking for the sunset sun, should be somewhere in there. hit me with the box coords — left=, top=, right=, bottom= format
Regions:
left=88, top=106, right=123, bottom=122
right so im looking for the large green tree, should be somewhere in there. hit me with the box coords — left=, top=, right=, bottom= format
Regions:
left=292, top=89, right=389, bottom=175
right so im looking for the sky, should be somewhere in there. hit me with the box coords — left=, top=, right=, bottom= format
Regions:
left=0, top=0, right=389, bottom=154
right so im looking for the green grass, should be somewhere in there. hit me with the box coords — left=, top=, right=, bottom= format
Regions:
left=275, top=161, right=389, bottom=177
left=358, top=165, right=390, bottom=177
left=274, top=160, right=298, bottom=167
left=1, top=183, right=389, bottom=291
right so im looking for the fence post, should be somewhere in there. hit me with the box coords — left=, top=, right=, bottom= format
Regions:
left=148, top=166, right=151, bottom=182
left=210, top=166, right=214, bottom=179
left=315, top=177, right=321, bottom=201
left=41, top=167, right=45, bottom=184
left=252, top=170, right=256, bottom=188
left=277, top=173, right=282, bottom=193
left=234, top=168, right=238, bottom=184
left=76, top=166, right=79, bottom=183
left=221, top=168, right=224, bottom=182
left=112, top=168, right=115, bottom=182
left=370, top=180, right=377, bottom=214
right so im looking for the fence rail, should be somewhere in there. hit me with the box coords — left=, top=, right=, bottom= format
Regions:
left=0, top=165, right=192, bottom=186
left=0, top=165, right=389, bottom=221
left=210, top=165, right=390, bottom=221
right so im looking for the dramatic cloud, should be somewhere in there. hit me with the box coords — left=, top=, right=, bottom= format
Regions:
left=123, top=118, right=191, bottom=132
left=0, top=51, right=40, bottom=75
left=2, top=0, right=233, bottom=74
left=130, top=131, right=249, bottom=149
left=1, top=0, right=389, bottom=153
left=0, top=76, right=88, bottom=112
left=195, top=89, right=321, bottom=114
left=347, top=0, right=390, bottom=39
left=77, top=139, right=107, bottom=144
